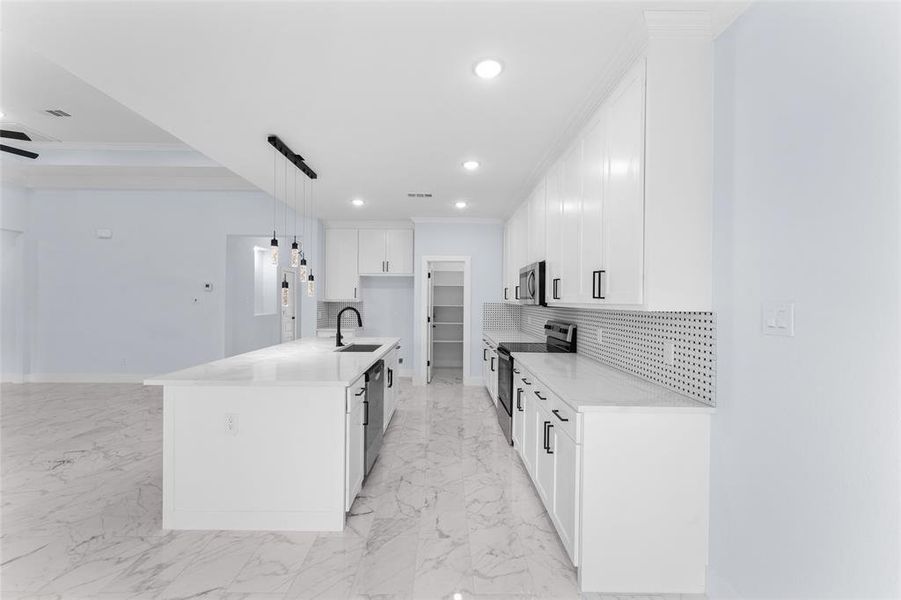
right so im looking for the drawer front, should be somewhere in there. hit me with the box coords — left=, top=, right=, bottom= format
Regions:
left=548, top=391, right=578, bottom=443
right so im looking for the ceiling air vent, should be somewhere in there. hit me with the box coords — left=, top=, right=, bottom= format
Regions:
left=407, top=192, right=433, bottom=199
left=44, top=109, right=72, bottom=117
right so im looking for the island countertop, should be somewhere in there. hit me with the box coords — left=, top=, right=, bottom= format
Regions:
left=145, top=336, right=401, bottom=387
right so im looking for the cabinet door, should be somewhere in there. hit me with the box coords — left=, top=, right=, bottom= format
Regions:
left=512, top=384, right=524, bottom=449
left=535, top=407, right=555, bottom=504
left=503, top=222, right=513, bottom=300
left=521, top=384, right=536, bottom=476
left=512, top=203, right=529, bottom=282
left=358, top=229, right=386, bottom=275
left=553, top=428, right=579, bottom=565
left=488, top=349, right=498, bottom=404
left=384, top=349, right=398, bottom=431
left=528, top=180, right=546, bottom=263
left=482, top=341, right=491, bottom=395
left=544, top=161, right=564, bottom=303
left=580, top=111, right=606, bottom=303
left=603, top=63, right=645, bottom=305
left=345, top=385, right=365, bottom=511
left=386, top=230, right=413, bottom=274
left=325, top=229, right=360, bottom=301
left=560, top=142, right=582, bottom=303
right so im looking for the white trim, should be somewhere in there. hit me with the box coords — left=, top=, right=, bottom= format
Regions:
left=323, top=219, right=414, bottom=230
left=410, top=217, right=503, bottom=225
left=419, top=255, right=471, bottom=385
left=24, top=373, right=151, bottom=383
left=1, top=375, right=25, bottom=384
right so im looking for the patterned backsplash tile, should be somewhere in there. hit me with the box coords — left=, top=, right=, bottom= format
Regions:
left=483, top=302, right=716, bottom=406
left=318, top=301, right=366, bottom=329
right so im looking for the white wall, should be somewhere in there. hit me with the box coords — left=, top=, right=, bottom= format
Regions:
left=225, top=235, right=281, bottom=357
left=412, top=220, right=503, bottom=380
left=14, top=188, right=321, bottom=379
left=359, top=277, right=414, bottom=370
left=1, top=184, right=32, bottom=380
left=710, top=2, right=900, bottom=597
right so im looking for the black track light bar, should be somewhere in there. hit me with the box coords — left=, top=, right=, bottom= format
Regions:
left=1, top=130, right=32, bottom=141
left=267, top=135, right=317, bottom=180
left=1, top=144, right=38, bottom=159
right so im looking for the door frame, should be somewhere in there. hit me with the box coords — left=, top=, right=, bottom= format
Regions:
left=416, top=255, right=471, bottom=385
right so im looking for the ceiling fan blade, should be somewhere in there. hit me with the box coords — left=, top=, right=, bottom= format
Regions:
left=0, top=129, right=32, bottom=141
left=0, top=144, right=39, bottom=159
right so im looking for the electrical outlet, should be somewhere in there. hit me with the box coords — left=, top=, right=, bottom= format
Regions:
left=596, top=329, right=604, bottom=345
left=763, top=303, right=795, bottom=337
left=224, top=413, right=239, bottom=436
left=663, top=340, right=675, bottom=366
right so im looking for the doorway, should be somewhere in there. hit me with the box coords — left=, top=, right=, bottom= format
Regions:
left=419, top=256, right=471, bottom=384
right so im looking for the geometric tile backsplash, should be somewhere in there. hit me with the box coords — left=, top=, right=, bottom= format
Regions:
left=483, top=302, right=716, bottom=406
left=317, top=301, right=367, bottom=329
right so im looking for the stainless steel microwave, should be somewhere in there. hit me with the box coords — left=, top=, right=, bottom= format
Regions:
left=518, top=261, right=546, bottom=306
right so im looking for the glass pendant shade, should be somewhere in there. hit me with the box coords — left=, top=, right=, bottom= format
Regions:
left=298, top=255, right=308, bottom=279
left=290, top=238, right=300, bottom=268
left=281, top=276, right=290, bottom=307
left=270, top=231, right=279, bottom=265
left=306, top=273, right=315, bottom=297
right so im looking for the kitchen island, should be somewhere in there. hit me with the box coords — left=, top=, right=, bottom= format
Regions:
left=145, top=335, right=401, bottom=532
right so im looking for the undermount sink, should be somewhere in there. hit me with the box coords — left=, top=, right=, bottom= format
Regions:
left=335, top=344, right=383, bottom=353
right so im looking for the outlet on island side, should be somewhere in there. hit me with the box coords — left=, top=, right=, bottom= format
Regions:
left=224, top=413, right=239, bottom=436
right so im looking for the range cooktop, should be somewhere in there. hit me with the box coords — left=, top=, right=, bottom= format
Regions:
left=498, top=342, right=564, bottom=353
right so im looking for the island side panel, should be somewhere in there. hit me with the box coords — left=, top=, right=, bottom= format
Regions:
left=163, top=384, right=347, bottom=531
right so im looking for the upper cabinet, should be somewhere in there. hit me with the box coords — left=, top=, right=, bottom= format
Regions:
left=502, top=203, right=529, bottom=301
left=325, top=229, right=360, bottom=301
left=357, top=228, right=414, bottom=275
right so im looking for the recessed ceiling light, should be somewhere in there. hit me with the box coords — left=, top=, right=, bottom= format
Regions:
left=462, top=160, right=480, bottom=171
left=351, top=198, right=365, bottom=207
left=474, top=59, right=503, bottom=79
left=455, top=201, right=467, bottom=209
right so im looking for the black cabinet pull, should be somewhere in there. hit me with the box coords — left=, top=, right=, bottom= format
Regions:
left=513, top=368, right=520, bottom=374
left=483, top=349, right=487, bottom=361
left=542, top=420, right=550, bottom=451
left=355, top=388, right=366, bottom=396
left=546, top=423, right=554, bottom=454
left=386, top=260, right=390, bottom=272
left=514, top=285, right=520, bottom=300
left=363, top=399, right=369, bottom=426
left=552, top=278, right=560, bottom=300
left=387, top=368, right=393, bottom=389
left=534, top=391, right=546, bottom=401
left=504, top=287, right=508, bottom=300
left=552, top=409, right=569, bottom=422
left=522, top=378, right=531, bottom=385
left=516, top=388, right=523, bottom=411
left=592, top=270, right=606, bottom=299
left=490, top=357, right=495, bottom=372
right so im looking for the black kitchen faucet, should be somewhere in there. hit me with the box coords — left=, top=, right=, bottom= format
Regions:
left=335, top=306, right=362, bottom=347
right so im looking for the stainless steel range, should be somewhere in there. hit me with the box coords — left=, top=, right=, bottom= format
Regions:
left=495, top=320, right=576, bottom=445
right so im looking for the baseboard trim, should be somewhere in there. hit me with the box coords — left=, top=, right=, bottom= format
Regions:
left=463, top=376, right=483, bottom=386
left=24, top=373, right=151, bottom=384
left=397, top=368, right=413, bottom=378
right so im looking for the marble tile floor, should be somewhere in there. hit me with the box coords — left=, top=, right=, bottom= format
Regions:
left=1, top=379, right=698, bottom=600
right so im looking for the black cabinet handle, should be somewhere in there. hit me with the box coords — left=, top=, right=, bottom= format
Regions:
left=522, top=378, right=531, bottom=385
left=490, top=357, right=495, bottom=372
left=483, top=349, right=487, bottom=361
left=354, top=286, right=357, bottom=299
left=516, top=388, right=523, bottom=411
left=388, top=368, right=393, bottom=389
left=382, top=260, right=386, bottom=272
left=552, top=278, right=560, bottom=300
left=355, top=388, right=366, bottom=396
left=592, top=270, right=606, bottom=299
left=363, top=399, right=369, bottom=426
left=552, top=409, right=569, bottom=422
left=534, top=391, right=546, bottom=401
left=513, top=368, right=520, bottom=374
left=543, top=420, right=551, bottom=451
left=546, top=423, right=554, bottom=454
left=514, top=285, right=520, bottom=300
left=504, top=287, right=508, bottom=300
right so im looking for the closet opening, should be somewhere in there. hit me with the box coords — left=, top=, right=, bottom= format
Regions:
left=419, top=256, right=471, bottom=385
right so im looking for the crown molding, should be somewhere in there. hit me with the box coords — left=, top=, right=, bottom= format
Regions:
left=644, top=10, right=712, bottom=39
left=411, top=217, right=503, bottom=225
left=323, top=219, right=413, bottom=229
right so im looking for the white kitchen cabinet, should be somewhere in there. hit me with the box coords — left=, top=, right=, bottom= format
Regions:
left=512, top=203, right=529, bottom=294
left=502, top=222, right=514, bottom=301
left=357, top=229, right=413, bottom=275
left=534, top=400, right=554, bottom=505
left=579, top=110, right=606, bottom=303
left=552, top=423, right=579, bottom=564
left=544, top=161, right=564, bottom=303
left=512, top=381, right=525, bottom=449
left=528, top=180, right=546, bottom=264
left=325, top=229, right=360, bottom=301
left=519, top=369, right=536, bottom=475
left=601, top=64, right=645, bottom=305
left=345, top=376, right=366, bottom=511
left=560, top=142, right=583, bottom=303
left=383, top=345, right=399, bottom=431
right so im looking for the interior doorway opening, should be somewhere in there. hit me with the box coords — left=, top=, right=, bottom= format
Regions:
left=420, top=256, right=470, bottom=385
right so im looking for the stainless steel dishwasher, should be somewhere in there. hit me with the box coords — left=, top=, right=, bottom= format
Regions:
left=363, top=360, right=385, bottom=477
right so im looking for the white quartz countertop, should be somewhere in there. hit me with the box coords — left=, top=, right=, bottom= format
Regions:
left=510, top=352, right=713, bottom=414
left=145, top=336, right=401, bottom=387
left=482, top=329, right=545, bottom=346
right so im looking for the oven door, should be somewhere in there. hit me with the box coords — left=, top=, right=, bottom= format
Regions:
left=495, top=347, right=514, bottom=444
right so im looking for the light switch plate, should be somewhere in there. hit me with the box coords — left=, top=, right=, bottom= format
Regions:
left=763, top=303, right=795, bottom=337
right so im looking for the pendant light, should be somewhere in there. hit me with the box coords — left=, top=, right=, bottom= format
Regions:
left=281, top=273, right=290, bottom=307
left=298, top=175, right=308, bottom=278
left=290, top=169, right=300, bottom=268
left=270, top=147, right=279, bottom=265
left=306, top=177, right=316, bottom=297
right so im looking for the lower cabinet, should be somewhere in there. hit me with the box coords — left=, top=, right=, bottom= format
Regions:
left=383, top=346, right=399, bottom=432
left=511, top=384, right=525, bottom=448
left=344, top=376, right=366, bottom=511
left=481, top=338, right=498, bottom=403
left=551, top=423, right=579, bottom=564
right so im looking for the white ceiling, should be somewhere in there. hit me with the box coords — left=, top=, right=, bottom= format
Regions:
left=3, top=1, right=747, bottom=219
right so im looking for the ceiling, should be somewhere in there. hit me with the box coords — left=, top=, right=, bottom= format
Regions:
left=2, top=1, right=747, bottom=219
